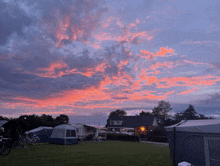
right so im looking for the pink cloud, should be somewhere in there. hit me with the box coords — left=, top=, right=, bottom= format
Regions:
left=136, top=19, right=140, bottom=24
left=156, top=75, right=220, bottom=88
left=139, top=47, right=175, bottom=60
left=179, top=87, right=200, bottom=95
left=183, top=60, right=204, bottom=65
left=150, top=62, right=174, bottom=70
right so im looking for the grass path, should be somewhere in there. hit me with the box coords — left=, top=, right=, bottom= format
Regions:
left=1, top=141, right=172, bottom=166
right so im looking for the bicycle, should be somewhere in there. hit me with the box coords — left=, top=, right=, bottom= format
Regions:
left=24, top=134, right=40, bottom=147
left=0, top=137, right=12, bottom=156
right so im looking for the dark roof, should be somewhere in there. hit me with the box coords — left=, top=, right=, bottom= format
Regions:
left=106, top=116, right=157, bottom=128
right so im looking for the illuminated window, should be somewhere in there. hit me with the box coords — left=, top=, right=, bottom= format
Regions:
left=140, top=127, right=145, bottom=131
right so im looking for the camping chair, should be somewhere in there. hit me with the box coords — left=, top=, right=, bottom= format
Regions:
left=86, top=134, right=95, bottom=141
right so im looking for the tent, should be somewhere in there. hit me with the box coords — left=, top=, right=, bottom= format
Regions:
left=0, top=120, right=8, bottom=127
left=165, top=119, right=220, bottom=166
left=50, top=124, right=78, bottom=145
left=25, top=126, right=53, bottom=143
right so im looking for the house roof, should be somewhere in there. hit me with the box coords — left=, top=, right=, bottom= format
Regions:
left=106, top=116, right=157, bottom=128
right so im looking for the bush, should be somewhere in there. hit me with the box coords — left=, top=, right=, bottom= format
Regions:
left=107, top=133, right=139, bottom=142
left=150, top=136, right=168, bottom=143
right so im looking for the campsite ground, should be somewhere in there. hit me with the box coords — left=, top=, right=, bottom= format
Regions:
left=1, top=141, right=172, bottom=166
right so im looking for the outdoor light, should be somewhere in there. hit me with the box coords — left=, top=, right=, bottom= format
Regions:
left=141, top=127, right=145, bottom=131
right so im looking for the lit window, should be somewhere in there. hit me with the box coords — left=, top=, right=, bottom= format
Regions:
left=140, top=127, right=145, bottom=131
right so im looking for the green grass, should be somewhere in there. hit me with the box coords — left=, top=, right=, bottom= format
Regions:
left=1, top=141, right=172, bottom=166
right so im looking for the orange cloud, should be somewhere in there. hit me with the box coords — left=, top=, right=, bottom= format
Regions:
left=156, top=47, right=175, bottom=57
left=150, top=62, right=174, bottom=70
left=183, top=60, right=204, bottom=65
left=146, top=76, right=157, bottom=85
left=36, top=61, right=68, bottom=78
left=156, top=75, right=220, bottom=88
left=179, top=87, right=200, bottom=95
left=139, top=47, right=175, bottom=60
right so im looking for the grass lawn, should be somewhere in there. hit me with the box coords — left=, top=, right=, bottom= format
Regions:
left=1, top=141, right=172, bottom=166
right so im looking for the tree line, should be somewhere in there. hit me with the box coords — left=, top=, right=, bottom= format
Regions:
left=0, top=114, right=69, bottom=132
left=107, top=100, right=214, bottom=127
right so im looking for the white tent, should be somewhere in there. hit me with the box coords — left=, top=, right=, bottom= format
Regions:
left=165, top=119, right=220, bottom=166
left=50, top=124, right=78, bottom=145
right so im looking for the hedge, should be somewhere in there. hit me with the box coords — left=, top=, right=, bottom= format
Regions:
left=107, top=133, right=139, bottom=142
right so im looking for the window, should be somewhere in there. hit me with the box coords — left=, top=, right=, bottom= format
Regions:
left=66, top=130, right=76, bottom=137
left=116, top=121, right=122, bottom=125
left=110, top=121, right=123, bottom=125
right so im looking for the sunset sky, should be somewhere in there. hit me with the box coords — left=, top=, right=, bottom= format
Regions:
left=0, top=0, right=220, bottom=125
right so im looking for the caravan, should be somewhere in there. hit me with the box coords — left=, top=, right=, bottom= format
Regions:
left=72, top=124, right=107, bottom=141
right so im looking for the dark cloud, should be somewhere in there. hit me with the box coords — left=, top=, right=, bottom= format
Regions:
left=28, top=0, right=108, bottom=45
left=0, top=61, right=104, bottom=101
left=0, top=0, right=32, bottom=45
left=111, top=96, right=128, bottom=100
left=195, top=93, right=220, bottom=106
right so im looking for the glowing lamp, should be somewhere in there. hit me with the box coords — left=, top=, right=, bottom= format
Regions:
left=140, top=127, right=145, bottom=131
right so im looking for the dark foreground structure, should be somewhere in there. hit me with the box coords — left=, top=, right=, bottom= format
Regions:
left=165, top=120, right=220, bottom=166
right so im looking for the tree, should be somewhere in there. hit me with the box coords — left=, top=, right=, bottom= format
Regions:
left=152, top=100, right=172, bottom=126
left=182, top=104, right=197, bottom=120
left=0, top=116, right=9, bottom=121
left=173, top=104, right=215, bottom=123
left=40, top=114, right=55, bottom=126
left=106, top=109, right=127, bottom=127
left=55, top=114, right=69, bottom=125
left=108, top=109, right=127, bottom=117
left=139, top=110, right=152, bottom=116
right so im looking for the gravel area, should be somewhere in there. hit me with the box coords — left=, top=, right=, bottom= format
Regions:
left=140, top=141, right=169, bottom=147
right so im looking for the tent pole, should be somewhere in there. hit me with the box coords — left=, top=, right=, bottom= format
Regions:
left=173, top=127, right=176, bottom=166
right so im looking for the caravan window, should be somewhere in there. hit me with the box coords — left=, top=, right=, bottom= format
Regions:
left=66, top=130, right=76, bottom=137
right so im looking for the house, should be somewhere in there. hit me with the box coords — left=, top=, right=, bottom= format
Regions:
left=106, top=116, right=158, bottom=135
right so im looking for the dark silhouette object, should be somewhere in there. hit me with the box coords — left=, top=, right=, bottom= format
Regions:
left=55, top=114, right=69, bottom=125
left=152, top=100, right=172, bottom=126
left=2, top=120, right=25, bottom=145
left=139, top=111, right=152, bottom=116
left=86, top=134, right=95, bottom=141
